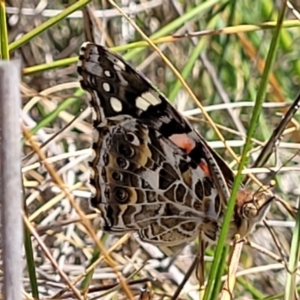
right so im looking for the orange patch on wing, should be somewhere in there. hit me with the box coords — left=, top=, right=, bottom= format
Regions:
left=199, top=160, right=211, bottom=176
left=169, top=133, right=195, bottom=154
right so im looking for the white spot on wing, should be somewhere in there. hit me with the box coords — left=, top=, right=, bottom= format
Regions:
left=102, top=82, right=110, bottom=92
left=135, top=91, right=162, bottom=111
left=113, top=58, right=126, bottom=72
left=136, top=96, right=151, bottom=111
left=110, top=97, right=123, bottom=112
left=104, top=70, right=111, bottom=77
left=79, top=42, right=91, bottom=56
left=113, top=64, right=122, bottom=72
left=143, top=91, right=161, bottom=105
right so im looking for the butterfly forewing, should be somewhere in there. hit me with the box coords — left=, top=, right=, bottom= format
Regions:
left=78, top=42, right=191, bottom=135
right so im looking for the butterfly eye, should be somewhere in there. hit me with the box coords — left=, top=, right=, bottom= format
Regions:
left=242, top=202, right=258, bottom=219
left=115, top=188, right=129, bottom=203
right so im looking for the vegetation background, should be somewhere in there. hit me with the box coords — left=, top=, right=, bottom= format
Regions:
left=1, top=0, right=300, bottom=299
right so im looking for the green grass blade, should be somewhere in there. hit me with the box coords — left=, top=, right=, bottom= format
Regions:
left=80, top=248, right=99, bottom=290
left=24, top=225, right=39, bottom=299
left=23, top=192, right=39, bottom=299
left=23, top=56, right=78, bottom=76
left=211, top=245, right=228, bottom=299
left=285, top=200, right=300, bottom=300
left=0, top=0, right=9, bottom=59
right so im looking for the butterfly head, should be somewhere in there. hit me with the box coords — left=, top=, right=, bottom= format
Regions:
left=229, top=189, right=274, bottom=240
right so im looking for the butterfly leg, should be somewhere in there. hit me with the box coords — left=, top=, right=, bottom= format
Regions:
left=196, top=236, right=209, bottom=290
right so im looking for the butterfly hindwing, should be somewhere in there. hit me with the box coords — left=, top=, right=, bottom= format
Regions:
left=90, top=117, right=222, bottom=245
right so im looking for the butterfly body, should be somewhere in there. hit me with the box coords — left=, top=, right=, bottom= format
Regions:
left=77, top=42, right=272, bottom=247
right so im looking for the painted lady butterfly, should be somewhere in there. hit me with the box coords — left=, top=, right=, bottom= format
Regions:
left=77, top=42, right=273, bottom=247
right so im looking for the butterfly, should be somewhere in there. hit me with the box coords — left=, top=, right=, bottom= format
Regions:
left=77, top=42, right=273, bottom=248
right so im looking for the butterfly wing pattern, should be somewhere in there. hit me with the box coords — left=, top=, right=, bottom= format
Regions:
left=77, top=42, right=273, bottom=247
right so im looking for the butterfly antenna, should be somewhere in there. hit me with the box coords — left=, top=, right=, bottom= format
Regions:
left=243, top=92, right=300, bottom=185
